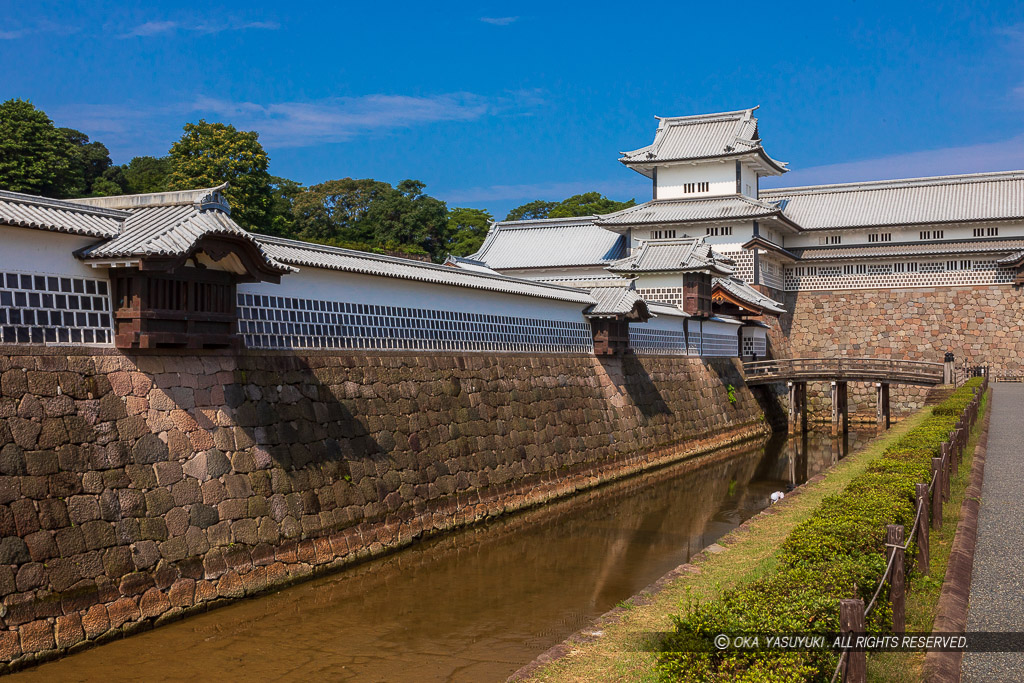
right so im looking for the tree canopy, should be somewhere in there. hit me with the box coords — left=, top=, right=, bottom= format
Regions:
left=0, top=99, right=74, bottom=196
left=0, top=101, right=637, bottom=264
left=167, top=120, right=273, bottom=231
left=506, top=192, right=635, bottom=221
left=446, top=207, right=492, bottom=256
left=291, top=178, right=449, bottom=259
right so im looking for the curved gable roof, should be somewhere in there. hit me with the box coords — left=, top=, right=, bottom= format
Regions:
left=471, top=216, right=626, bottom=269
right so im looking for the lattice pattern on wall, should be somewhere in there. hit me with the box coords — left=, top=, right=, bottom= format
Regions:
left=628, top=325, right=692, bottom=355
left=722, top=249, right=753, bottom=283
left=0, top=271, right=112, bottom=345
left=784, top=261, right=1015, bottom=291
left=741, top=334, right=767, bottom=357
left=701, top=332, right=739, bottom=357
left=636, top=287, right=683, bottom=306
left=237, top=293, right=594, bottom=353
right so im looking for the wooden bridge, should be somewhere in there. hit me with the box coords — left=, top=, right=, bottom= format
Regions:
left=742, top=357, right=950, bottom=435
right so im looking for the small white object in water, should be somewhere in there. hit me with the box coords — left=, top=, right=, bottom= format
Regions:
left=770, top=491, right=785, bottom=504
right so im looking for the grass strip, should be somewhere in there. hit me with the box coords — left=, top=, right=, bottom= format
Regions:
left=525, top=407, right=937, bottom=683
left=867, top=389, right=989, bottom=683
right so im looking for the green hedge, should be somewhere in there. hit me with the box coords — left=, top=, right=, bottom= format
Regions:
left=657, top=378, right=984, bottom=682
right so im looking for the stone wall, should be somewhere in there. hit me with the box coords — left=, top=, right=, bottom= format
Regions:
left=0, top=348, right=769, bottom=670
left=783, top=284, right=1023, bottom=415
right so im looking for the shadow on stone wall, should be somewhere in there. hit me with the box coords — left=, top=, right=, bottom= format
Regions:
left=0, top=348, right=771, bottom=670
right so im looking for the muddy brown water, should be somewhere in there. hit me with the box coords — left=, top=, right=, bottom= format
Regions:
left=12, top=428, right=875, bottom=682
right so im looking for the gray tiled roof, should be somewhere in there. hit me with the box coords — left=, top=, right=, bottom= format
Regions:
left=442, top=254, right=501, bottom=275
left=0, top=190, right=125, bottom=238
left=597, top=196, right=787, bottom=227
left=77, top=204, right=293, bottom=273
left=584, top=285, right=644, bottom=317
left=619, top=108, right=787, bottom=174
left=762, top=171, right=1024, bottom=230
left=471, top=216, right=626, bottom=269
left=713, top=277, right=786, bottom=314
left=606, top=237, right=735, bottom=275
left=791, top=237, right=1024, bottom=261
left=255, top=234, right=597, bottom=305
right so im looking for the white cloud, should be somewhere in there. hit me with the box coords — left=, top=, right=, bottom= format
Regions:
left=761, top=135, right=1024, bottom=190
left=49, top=91, right=534, bottom=157
left=0, top=30, right=26, bottom=40
left=191, top=93, right=492, bottom=147
left=119, top=18, right=279, bottom=38
left=121, top=20, right=178, bottom=38
left=480, top=16, right=518, bottom=26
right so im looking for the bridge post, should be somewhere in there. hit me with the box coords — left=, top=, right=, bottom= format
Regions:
left=943, top=352, right=955, bottom=385
left=876, top=382, right=890, bottom=429
left=788, top=381, right=808, bottom=435
left=831, top=381, right=848, bottom=436
left=788, top=382, right=796, bottom=435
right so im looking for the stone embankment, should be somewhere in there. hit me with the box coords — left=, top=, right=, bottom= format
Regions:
left=784, top=285, right=1019, bottom=417
left=0, top=347, right=770, bottom=670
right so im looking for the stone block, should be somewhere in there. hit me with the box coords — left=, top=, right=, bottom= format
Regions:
left=168, top=578, right=195, bottom=607
left=19, top=619, right=54, bottom=654
left=144, top=488, right=174, bottom=517
left=46, top=557, right=82, bottom=592
left=37, top=497, right=69, bottom=530
left=54, top=525, right=86, bottom=557
left=55, top=613, right=85, bottom=649
left=131, top=540, right=160, bottom=570
left=171, top=477, right=202, bottom=506
left=118, top=489, right=145, bottom=518
left=81, top=603, right=110, bottom=638
left=15, top=563, right=45, bottom=591
left=189, top=503, right=219, bottom=529
left=0, top=629, right=21, bottom=661
left=132, top=433, right=169, bottom=465
left=80, top=520, right=116, bottom=550
left=24, top=529, right=58, bottom=561
left=154, top=461, right=183, bottom=486
left=107, top=596, right=140, bottom=629
left=165, top=507, right=189, bottom=537
left=11, top=498, right=39, bottom=535
left=140, top=587, right=170, bottom=619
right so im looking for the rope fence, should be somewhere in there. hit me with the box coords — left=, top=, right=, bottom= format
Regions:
left=832, top=373, right=987, bottom=683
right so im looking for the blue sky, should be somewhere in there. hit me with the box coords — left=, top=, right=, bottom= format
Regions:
left=3, top=1, right=1024, bottom=218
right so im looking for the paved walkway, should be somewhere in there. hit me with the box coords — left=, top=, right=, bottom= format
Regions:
left=962, top=383, right=1024, bottom=681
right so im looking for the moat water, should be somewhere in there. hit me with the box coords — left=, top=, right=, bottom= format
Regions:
left=12, top=427, right=878, bottom=682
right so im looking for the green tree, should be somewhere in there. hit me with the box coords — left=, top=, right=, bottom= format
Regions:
left=56, top=127, right=115, bottom=197
left=291, top=178, right=450, bottom=259
left=265, top=176, right=304, bottom=237
left=292, top=177, right=393, bottom=243
left=446, top=207, right=493, bottom=256
left=365, top=179, right=449, bottom=259
left=121, top=156, right=171, bottom=194
left=0, top=99, right=73, bottom=196
left=548, top=192, right=635, bottom=218
left=167, top=120, right=273, bottom=231
left=505, top=199, right=556, bottom=221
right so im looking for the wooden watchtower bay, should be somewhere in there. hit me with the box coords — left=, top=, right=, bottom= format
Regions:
left=68, top=185, right=291, bottom=350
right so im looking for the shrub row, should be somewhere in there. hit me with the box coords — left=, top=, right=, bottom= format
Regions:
left=657, top=378, right=985, bottom=682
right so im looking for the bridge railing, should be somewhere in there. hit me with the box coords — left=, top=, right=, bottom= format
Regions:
left=743, top=357, right=945, bottom=382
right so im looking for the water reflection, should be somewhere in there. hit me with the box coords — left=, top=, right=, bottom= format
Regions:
left=12, top=428, right=877, bottom=683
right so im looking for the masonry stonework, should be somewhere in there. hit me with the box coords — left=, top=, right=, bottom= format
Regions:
left=0, top=348, right=768, bottom=670
left=784, top=284, right=1024, bottom=415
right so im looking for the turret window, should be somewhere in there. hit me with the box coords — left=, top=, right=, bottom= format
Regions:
left=705, top=226, right=732, bottom=237
left=651, top=229, right=676, bottom=239
left=683, top=182, right=709, bottom=193
left=867, top=233, right=892, bottom=243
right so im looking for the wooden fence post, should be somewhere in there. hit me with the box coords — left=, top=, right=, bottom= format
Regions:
left=840, top=598, right=867, bottom=683
left=916, top=483, right=929, bottom=574
left=941, top=443, right=951, bottom=501
left=887, top=525, right=905, bottom=633
left=931, top=458, right=943, bottom=529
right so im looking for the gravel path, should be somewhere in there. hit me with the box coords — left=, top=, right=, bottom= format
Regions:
left=962, top=383, right=1024, bottom=681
